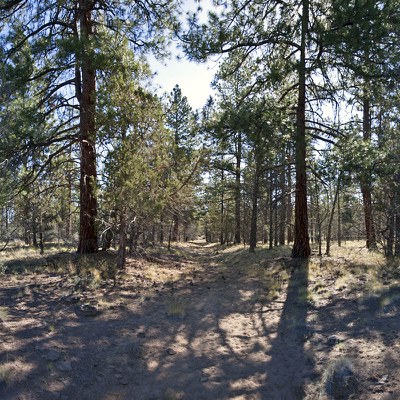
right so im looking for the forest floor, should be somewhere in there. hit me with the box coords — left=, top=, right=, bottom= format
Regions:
left=0, top=240, right=400, bottom=400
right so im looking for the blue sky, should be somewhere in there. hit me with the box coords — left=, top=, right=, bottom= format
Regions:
left=149, top=53, right=218, bottom=110
left=148, top=0, right=218, bottom=110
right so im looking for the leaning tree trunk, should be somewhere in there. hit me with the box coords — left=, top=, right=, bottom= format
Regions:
left=77, top=1, right=98, bottom=253
left=291, top=0, right=311, bottom=258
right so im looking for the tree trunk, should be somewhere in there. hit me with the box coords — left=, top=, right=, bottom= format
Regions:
left=394, top=189, right=400, bottom=256
left=220, top=167, right=225, bottom=245
left=117, top=212, right=127, bottom=269
left=315, top=184, right=322, bottom=256
left=326, top=173, right=341, bottom=256
left=234, top=132, right=242, bottom=244
left=286, top=154, right=293, bottom=243
left=172, top=210, right=179, bottom=241
left=395, top=211, right=400, bottom=256
left=77, top=0, right=98, bottom=254
left=361, top=96, right=376, bottom=250
left=32, top=205, right=38, bottom=248
left=39, top=212, right=44, bottom=255
left=291, top=0, right=311, bottom=258
left=386, top=202, right=394, bottom=257
left=65, top=170, right=72, bottom=240
left=249, top=149, right=261, bottom=253
left=337, top=189, right=342, bottom=247
left=159, top=213, right=165, bottom=243
left=269, top=170, right=274, bottom=250
left=279, top=153, right=286, bottom=245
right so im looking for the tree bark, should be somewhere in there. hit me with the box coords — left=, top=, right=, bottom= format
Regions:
left=279, top=152, right=286, bottom=245
left=269, top=170, right=274, bottom=250
left=326, top=173, right=341, bottom=256
left=234, top=132, right=242, bottom=244
left=172, top=210, right=179, bottom=241
left=315, top=184, right=322, bottom=256
left=360, top=95, right=376, bottom=250
left=159, top=213, right=164, bottom=243
left=249, top=148, right=261, bottom=253
left=337, top=189, right=342, bottom=247
left=386, top=193, right=394, bottom=256
left=65, top=169, right=72, bottom=240
left=220, top=166, right=225, bottom=245
left=77, top=0, right=98, bottom=253
left=286, top=152, right=293, bottom=243
left=291, top=0, right=311, bottom=258
left=117, top=212, right=127, bottom=269
left=394, top=189, right=400, bottom=256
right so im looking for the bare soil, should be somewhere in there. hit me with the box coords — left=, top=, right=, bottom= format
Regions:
left=0, top=241, right=399, bottom=400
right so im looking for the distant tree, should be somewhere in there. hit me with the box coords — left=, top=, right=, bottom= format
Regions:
left=165, top=85, right=199, bottom=242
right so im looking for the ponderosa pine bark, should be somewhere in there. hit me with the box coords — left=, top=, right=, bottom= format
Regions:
left=269, top=169, right=274, bottom=250
left=291, top=0, right=311, bottom=258
left=337, top=189, right=342, bottom=247
left=234, top=132, right=242, bottom=244
left=249, top=145, right=261, bottom=253
left=172, top=210, right=179, bottom=241
left=360, top=95, right=376, bottom=250
left=286, top=151, right=294, bottom=244
left=326, top=173, right=342, bottom=256
left=220, top=166, right=225, bottom=245
left=77, top=0, right=98, bottom=253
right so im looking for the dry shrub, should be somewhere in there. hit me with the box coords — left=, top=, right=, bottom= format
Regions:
left=323, top=358, right=358, bottom=399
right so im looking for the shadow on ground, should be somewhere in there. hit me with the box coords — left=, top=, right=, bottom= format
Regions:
left=0, top=244, right=399, bottom=399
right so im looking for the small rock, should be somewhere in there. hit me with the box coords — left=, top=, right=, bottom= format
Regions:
left=327, top=335, right=340, bottom=346
left=75, top=304, right=101, bottom=317
left=56, top=361, right=72, bottom=372
left=45, top=350, right=61, bottom=362
left=61, top=294, right=81, bottom=304
left=119, top=377, right=129, bottom=385
left=377, top=374, right=389, bottom=385
left=165, top=348, right=176, bottom=356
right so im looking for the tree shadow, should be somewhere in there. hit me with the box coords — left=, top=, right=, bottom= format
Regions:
left=261, top=259, right=313, bottom=399
left=2, top=245, right=400, bottom=400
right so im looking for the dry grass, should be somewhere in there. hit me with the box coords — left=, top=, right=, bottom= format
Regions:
left=322, top=357, right=358, bottom=399
left=0, top=306, right=9, bottom=321
left=164, top=388, right=184, bottom=400
left=0, top=364, right=12, bottom=386
left=166, top=295, right=186, bottom=317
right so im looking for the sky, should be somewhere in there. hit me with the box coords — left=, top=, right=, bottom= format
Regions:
left=149, top=54, right=218, bottom=110
left=148, top=0, right=218, bottom=110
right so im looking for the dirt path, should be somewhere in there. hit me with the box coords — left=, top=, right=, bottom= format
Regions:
left=0, top=242, right=399, bottom=399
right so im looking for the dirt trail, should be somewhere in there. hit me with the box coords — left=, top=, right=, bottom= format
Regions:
left=0, top=242, right=399, bottom=399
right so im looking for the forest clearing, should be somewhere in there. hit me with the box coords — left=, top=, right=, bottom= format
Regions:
left=0, top=240, right=399, bottom=400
